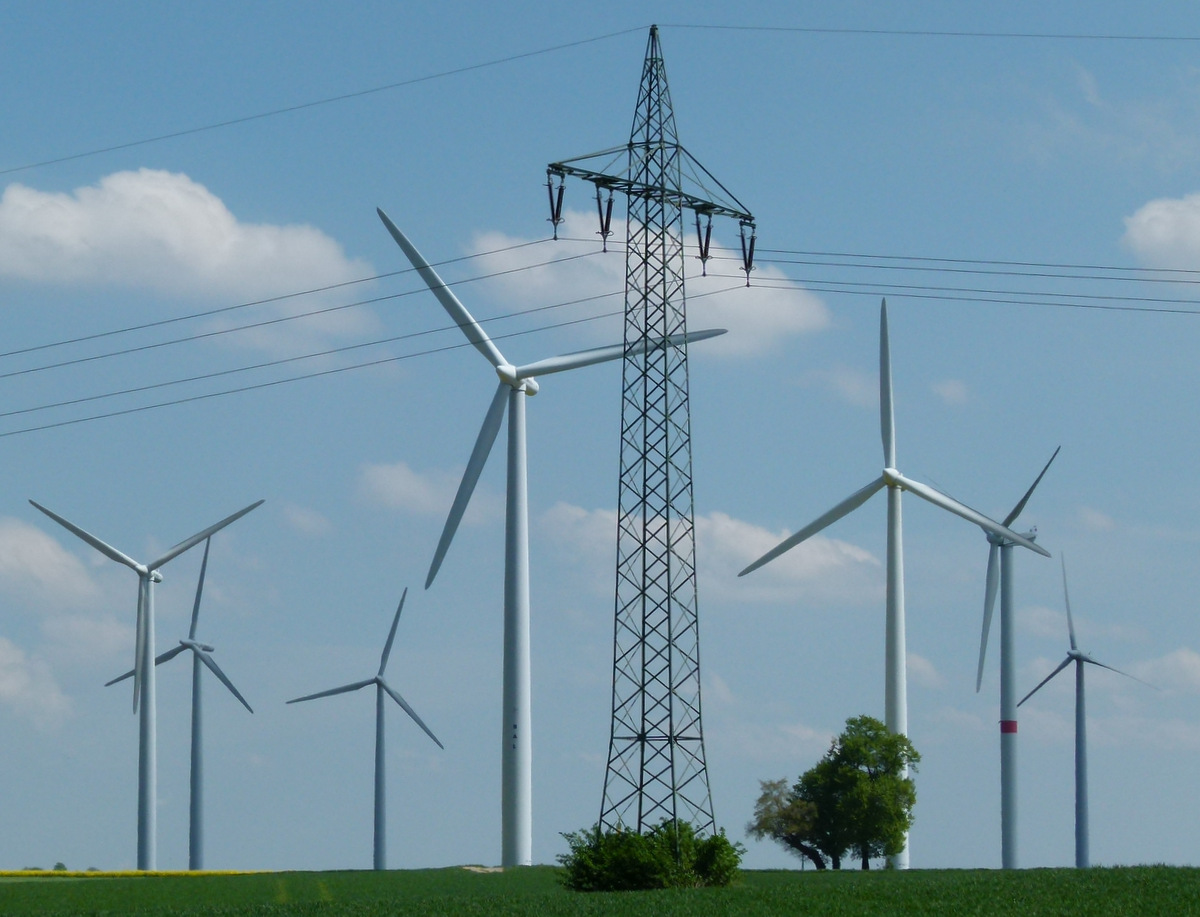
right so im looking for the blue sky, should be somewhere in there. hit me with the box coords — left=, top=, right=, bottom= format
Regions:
left=3, top=1, right=1200, bottom=871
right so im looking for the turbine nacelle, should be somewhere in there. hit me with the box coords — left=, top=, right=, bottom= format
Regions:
left=493, top=363, right=539, bottom=395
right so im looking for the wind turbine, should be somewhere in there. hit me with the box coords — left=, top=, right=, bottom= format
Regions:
left=1018, top=556, right=1152, bottom=868
left=28, top=498, right=263, bottom=871
left=974, top=446, right=1059, bottom=870
left=737, top=299, right=1049, bottom=868
left=287, top=588, right=443, bottom=871
left=377, top=207, right=726, bottom=867
left=106, top=536, right=253, bottom=871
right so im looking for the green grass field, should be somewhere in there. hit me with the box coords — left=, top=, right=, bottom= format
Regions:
left=1, top=865, right=1198, bottom=916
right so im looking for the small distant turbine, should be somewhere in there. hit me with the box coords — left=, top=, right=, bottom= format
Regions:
left=107, top=537, right=253, bottom=871
left=738, top=300, right=1048, bottom=868
left=1018, top=556, right=1154, bottom=868
left=378, top=207, right=725, bottom=867
left=287, top=588, right=443, bottom=871
left=974, top=446, right=1059, bottom=870
left=29, top=498, right=263, bottom=871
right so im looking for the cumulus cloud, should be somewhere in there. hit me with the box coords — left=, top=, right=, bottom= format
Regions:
left=710, top=717, right=833, bottom=762
left=932, top=379, right=969, bottom=405
left=807, top=365, right=877, bottom=408
left=282, top=503, right=332, bottom=536
left=907, top=652, right=946, bottom=690
left=0, top=170, right=379, bottom=355
left=0, top=169, right=370, bottom=299
left=358, top=460, right=501, bottom=524
left=470, top=210, right=830, bottom=357
left=0, top=637, right=71, bottom=726
left=1079, top=506, right=1115, bottom=531
left=0, top=517, right=100, bottom=608
left=1123, top=192, right=1200, bottom=268
left=539, top=501, right=882, bottom=607
left=1133, top=647, right=1200, bottom=695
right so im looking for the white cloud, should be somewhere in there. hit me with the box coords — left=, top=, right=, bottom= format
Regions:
left=0, top=170, right=378, bottom=355
left=1079, top=506, right=1115, bottom=531
left=1133, top=647, right=1200, bottom=695
left=539, top=502, right=881, bottom=607
left=41, top=613, right=132, bottom=664
left=0, top=637, right=70, bottom=726
left=711, top=717, right=833, bottom=762
left=0, top=517, right=100, bottom=608
left=932, top=379, right=969, bottom=405
left=471, top=209, right=830, bottom=357
left=283, top=503, right=332, bottom=536
left=1019, top=604, right=1070, bottom=641
left=907, top=652, right=946, bottom=690
left=696, top=510, right=881, bottom=605
left=807, top=365, right=877, bottom=408
left=1123, top=192, right=1200, bottom=269
left=0, top=169, right=370, bottom=298
left=358, top=461, right=501, bottom=523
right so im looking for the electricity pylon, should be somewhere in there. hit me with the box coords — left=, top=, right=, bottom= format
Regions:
left=547, top=24, right=755, bottom=835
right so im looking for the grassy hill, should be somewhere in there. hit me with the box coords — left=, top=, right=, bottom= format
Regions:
left=1, top=864, right=1197, bottom=915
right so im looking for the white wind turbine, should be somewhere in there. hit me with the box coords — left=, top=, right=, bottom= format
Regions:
left=377, top=207, right=726, bottom=867
left=1018, top=556, right=1153, bottom=868
left=974, top=446, right=1059, bottom=870
left=738, top=299, right=1049, bottom=868
left=28, top=498, right=263, bottom=871
left=287, top=588, right=443, bottom=871
left=106, top=536, right=253, bottom=871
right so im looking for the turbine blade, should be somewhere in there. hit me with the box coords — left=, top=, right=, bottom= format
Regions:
left=880, top=300, right=896, bottom=469
left=379, top=588, right=407, bottom=676
left=196, top=651, right=254, bottom=713
left=189, top=538, right=211, bottom=640
left=1081, top=655, right=1158, bottom=691
left=377, top=208, right=507, bottom=370
left=890, top=472, right=1051, bottom=557
left=133, top=582, right=146, bottom=713
left=150, top=500, right=264, bottom=571
left=29, top=501, right=142, bottom=572
left=286, top=678, right=375, bottom=704
left=425, top=383, right=507, bottom=588
left=1003, top=445, right=1061, bottom=527
left=107, top=641, right=190, bottom=686
left=738, top=476, right=887, bottom=577
left=976, top=543, right=1000, bottom=693
left=380, top=680, right=444, bottom=750
left=1062, top=555, right=1078, bottom=651
left=1017, top=656, right=1073, bottom=707
left=513, top=328, right=727, bottom=378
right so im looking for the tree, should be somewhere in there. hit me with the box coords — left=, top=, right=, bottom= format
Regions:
left=558, top=820, right=744, bottom=891
left=748, top=715, right=919, bottom=870
left=746, top=778, right=826, bottom=870
left=831, top=715, right=920, bottom=867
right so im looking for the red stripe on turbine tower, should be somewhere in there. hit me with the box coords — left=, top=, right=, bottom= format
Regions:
left=1000, top=720, right=1018, bottom=733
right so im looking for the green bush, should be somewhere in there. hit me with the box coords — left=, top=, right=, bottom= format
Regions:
left=558, top=820, right=744, bottom=891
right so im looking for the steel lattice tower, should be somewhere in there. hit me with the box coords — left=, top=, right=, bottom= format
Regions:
left=548, top=25, right=754, bottom=834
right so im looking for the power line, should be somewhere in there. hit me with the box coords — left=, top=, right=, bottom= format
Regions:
left=0, top=288, right=628, bottom=421
left=0, top=284, right=741, bottom=439
left=0, top=238, right=549, bottom=362
left=0, top=242, right=597, bottom=380
left=666, top=23, right=1200, bottom=42
left=0, top=28, right=645, bottom=177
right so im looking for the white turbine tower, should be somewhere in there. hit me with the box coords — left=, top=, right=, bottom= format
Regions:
left=28, top=498, right=263, bottom=871
left=287, top=588, right=443, bottom=871
left=1018, top=556, right=1152, bottom=868
left=106, top=536, right=254, bottom=871
left=974, top=446, right=1058, bottom=870
left=377, top=207, right=725, bottom=867
left=737, top=299, right=1048, bottom=868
